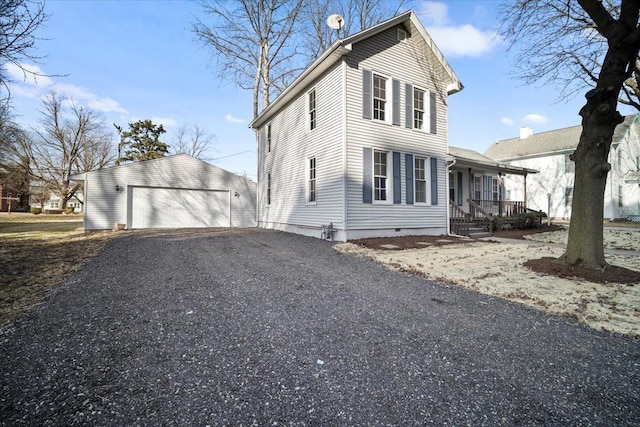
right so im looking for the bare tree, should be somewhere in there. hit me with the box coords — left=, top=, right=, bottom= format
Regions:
left=0, top=0, right=49, bottom=98
left=24, top=91, right=114, bottom=209
left=171, top=124, right=216, bottom=159
left=500, top=0, right=640, bottom=269
left=299, top=0, right=409, bottom=62
left=193, top=0, right=305, bottom=118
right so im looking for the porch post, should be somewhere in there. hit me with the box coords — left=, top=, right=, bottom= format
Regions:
left=498, top=172, right=503, bottom=216
left=524, top=174, right=528, bottom=210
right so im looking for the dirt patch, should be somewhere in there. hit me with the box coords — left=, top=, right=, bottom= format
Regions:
left=524, top=257, right=640, bottom=284
left=350, top=234, right=481, bottom=250
left=492, top=224, right=565, bottom=239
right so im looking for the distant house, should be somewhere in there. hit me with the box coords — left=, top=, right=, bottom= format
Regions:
left=70, top=154, right=257, bottom=230
left=484, top=115, right=640, bottom=220
left=249, top=11, right=464, bottom=241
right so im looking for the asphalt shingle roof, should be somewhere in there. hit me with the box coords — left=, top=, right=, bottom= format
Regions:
left=484, top=115, right=637, bottom=162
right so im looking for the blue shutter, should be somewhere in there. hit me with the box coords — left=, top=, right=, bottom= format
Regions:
left=405, top=153, right=414, bottom=204
left=393, top=151, right=401, bottom=204
left=392, top=79, right=400, bottom=126
left=430, top=157, right=438, bottom=205
left=430, top=91, right=437, bottom=134
left=362, top=70, right=372, bottom=119
left=363, top=147, right=372, bottom=203
left=405, top=83, right=413, bottom=128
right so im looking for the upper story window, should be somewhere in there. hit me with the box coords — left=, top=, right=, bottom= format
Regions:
left=564, top=153, right=574, bottom=173
left=308, top=157, right=316, bottom=203
left=308, top=89, right=317, bottom=131
left=267, top=124, right=272, bottom=153
left=373, top=149, right=389, bottom=201
left=413, top=87, right=425, bottom=130
left=373, top=74, right=387, bottom=121
left=414, top=157, right=427, bottom=203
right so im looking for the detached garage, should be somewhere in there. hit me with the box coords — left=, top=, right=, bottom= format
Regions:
left=71, top=154, right=257, bottom=230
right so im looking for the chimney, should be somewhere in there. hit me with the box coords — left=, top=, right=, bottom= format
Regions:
left=520, top=127, right=533, bottom=139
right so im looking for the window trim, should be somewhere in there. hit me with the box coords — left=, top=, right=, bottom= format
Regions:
left=307, top=156, right=317, bottom=205
left=307, top=88, right=317, bottom=131
left=413, top=156, right=431, bottom=205
left=372, top=72, right=390, bottom=123
left=413, top=86, right=426, bottom=131
left=373, top=148, right=391, bottom=203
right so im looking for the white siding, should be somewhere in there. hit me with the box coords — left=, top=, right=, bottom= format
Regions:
left=344, top=25, right=448, bottom=232
left=606, top=121, right=640, bottom=218
left=257, top=62, right=345, bottom=231
left=82, top=154, right=256, bottom=230
left=504, top=155, right=574, bottom=219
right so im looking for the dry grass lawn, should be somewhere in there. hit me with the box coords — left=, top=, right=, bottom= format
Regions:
left=0, top=213, right=117, bottom=326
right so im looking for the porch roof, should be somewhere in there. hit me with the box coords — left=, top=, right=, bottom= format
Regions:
left=448, top=146, right=537, bottom=176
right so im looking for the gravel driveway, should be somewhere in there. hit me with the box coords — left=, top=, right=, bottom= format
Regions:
left=1, top=229, right=639, bottom=425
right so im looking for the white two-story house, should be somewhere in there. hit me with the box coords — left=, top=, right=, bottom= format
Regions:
left=249, top=11, right=463, bottom=241
left=485, top=115, right=640, bottom=221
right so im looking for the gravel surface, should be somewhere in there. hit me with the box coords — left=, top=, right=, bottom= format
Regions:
left=1, top=228, right=639, bottom=426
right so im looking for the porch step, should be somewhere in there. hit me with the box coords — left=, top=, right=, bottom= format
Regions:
left=468, top=226, right=491, bottom=239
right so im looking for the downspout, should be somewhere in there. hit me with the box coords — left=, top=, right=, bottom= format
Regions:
left=446, top=157, right=457, bottom=236
left=341, top=59, right=348, bottom=240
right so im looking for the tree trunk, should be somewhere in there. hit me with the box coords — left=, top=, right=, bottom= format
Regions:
left=561, top=2, right=640, bottom=268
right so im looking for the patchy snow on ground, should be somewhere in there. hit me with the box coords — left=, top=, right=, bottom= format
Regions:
left=335, top=231, right=640, bottom=337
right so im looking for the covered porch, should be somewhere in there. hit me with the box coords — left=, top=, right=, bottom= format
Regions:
left=448, top=147, right=538, bottom=237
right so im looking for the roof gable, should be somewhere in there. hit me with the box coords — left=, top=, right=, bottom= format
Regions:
left=249, top=10, right=462, bottom=129
left=484, top=115, right=638, bottom=161
left=70, top=154, right=254, bottom=183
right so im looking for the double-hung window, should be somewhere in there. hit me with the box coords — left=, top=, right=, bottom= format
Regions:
left=267, top=172, right=272, bottom=205
left=267, top=124, right=272, bottom=152
left=373, top=74, right=387, bottom=121
left=373, top=150, right=389, bottom=201
left=308, top=157, right=316, bottom=203
left=414, top=157, right=427, bottom=203
left=308, top=89, right=317, bottom=131
left=413, top=88, right=425, bottom=130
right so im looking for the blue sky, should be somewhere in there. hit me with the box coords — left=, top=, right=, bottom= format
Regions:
left=6, top=0, right=631, bottom=179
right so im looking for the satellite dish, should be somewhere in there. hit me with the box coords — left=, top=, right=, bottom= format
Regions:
left=327, top=14, right=344, bottom=30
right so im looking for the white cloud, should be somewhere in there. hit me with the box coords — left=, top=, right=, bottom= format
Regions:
left=522, top=114, right=550, bottom=125
left=417, top=1, right=500, bottom=58
left=421, top=1, right=449, bottom=26
left=500, top=117, right=515, bottom=126
left=5, top=63, right=54, bottom=86
left=225, top=114, right=246, bottom=124
left=151, top=116, right=177, bottom=128
left=5, top=63, right=127, bottom=114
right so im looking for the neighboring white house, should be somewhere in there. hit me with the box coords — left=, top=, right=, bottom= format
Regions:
left=249, top=11, right=463, bottom=241
left=70, top=154, right=257, bottom=230
left=484, top=115, right=640, bottom=220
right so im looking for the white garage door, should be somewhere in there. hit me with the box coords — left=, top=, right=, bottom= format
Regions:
left=130, top=187, right=230, bottom=229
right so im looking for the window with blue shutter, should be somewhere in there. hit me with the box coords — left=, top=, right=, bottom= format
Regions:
left=363, top=147, right=372, bottom=203
left=430, top=157, right=438, bottom=205
left=393, top=152, right=401, bottom=204
left=405, top=154, right=414, bottom=204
